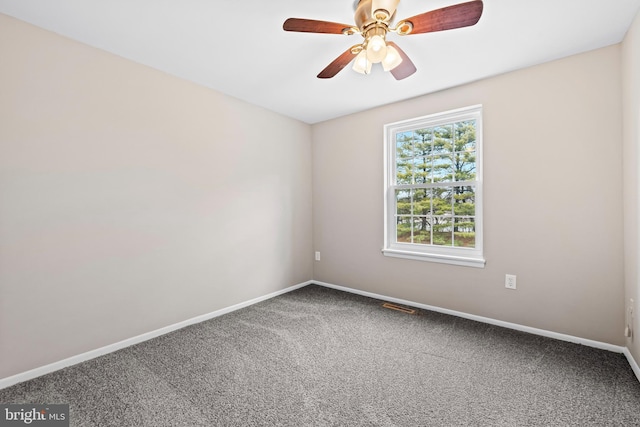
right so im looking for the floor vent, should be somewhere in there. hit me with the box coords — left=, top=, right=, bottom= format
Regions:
left=382, top=302, right=416, bottom=314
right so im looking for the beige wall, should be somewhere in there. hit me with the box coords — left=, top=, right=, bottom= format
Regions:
left=623, top=9, right=640, bottom=364
left=0, top=14, right=313, bottom=379
left=312, top=46, right=624, bottom=345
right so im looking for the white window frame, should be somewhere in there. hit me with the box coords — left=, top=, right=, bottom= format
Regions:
left=383, top=105, right=485, bottom=268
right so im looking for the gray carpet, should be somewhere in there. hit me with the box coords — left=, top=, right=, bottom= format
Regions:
left=1, top=284, right=639, bottom=426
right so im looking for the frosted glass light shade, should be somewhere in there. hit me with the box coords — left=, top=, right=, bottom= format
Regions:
left=382, top=45, right=403, bottom=71
left=366, top=35, right=387, bottom=63
left=352, top=50, right=372, bottom=74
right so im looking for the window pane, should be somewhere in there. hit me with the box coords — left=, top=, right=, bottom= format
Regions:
left=396, top=216, right=412, bottom=243
left=433, top=125, right=453, bottom=154
left=396, top=162, right=413, bottom=184
left=413, top=156, right=430, bottom=184
left=396, top=190, right=412, bottom=215
left=432, top=217, right=452, bottom=246
left=432, top=155, right=454, bottom=182
left=454, top=120, right=476, bottom=153
left=413, top=188, right=432, bottom=216
left=396, top=137, right=413, bottom=159
left=413, top=129, right=433, bottom=156
left=454, top=217, right=475, bottom=248
left=412, top=216, right=432, bottom=244
left=453, top=186, right=475, bottom=216
left=432, top=187, right=452, bottom=215
left=454, top=151, right=476, bottom=181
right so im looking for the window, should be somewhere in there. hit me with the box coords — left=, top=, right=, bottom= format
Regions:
left=383, top=105, right=484, bottom=268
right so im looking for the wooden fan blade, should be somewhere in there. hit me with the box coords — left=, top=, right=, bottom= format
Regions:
left=387, top=42, right=416, bottom=80
left=283, top=18, right=354, bottom=34
left=400, top=0, right=483, bottom=35
left=317, top=47, right=358, bottom=79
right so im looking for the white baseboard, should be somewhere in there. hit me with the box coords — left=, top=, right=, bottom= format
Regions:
left=0, top=281, right=312, bottom=390
left=3, top=279, right=638, bottom=390
left=313, top=281, right=627, bottom=354
left=623, top=347, right=640, bottom=383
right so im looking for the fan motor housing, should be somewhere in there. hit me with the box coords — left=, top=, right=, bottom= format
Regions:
left=355, top=0, right=399, bottom=30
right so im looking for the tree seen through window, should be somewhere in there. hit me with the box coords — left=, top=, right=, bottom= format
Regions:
left=394, top=120, right=477, bottom=247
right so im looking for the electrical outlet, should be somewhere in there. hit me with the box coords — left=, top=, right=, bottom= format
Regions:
left=505, top=274, right=517, bottom=290
left=315, top=251, right=321, bottom=261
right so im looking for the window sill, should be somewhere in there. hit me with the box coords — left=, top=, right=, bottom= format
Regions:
left=382, top=248, right=486, bottom=268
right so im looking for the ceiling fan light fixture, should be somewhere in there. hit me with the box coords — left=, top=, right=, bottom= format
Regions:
left=366, top=34, right=387, bottom=63
left=283, top=0, right=484, bottom=80
left=382, top=45, right=403, bottom=71
left=352, top=50, right=372, bottom=74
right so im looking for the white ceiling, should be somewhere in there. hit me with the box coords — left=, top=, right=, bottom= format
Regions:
left=1, top=0, right=640, bottom=124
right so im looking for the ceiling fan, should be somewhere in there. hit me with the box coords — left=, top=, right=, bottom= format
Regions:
left=283, top=0, right=483, bottom=80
